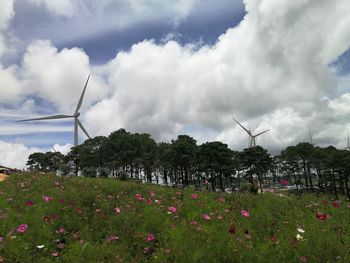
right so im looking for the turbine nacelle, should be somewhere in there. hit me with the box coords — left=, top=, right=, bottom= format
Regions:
left=17, top=74, right=91, bottom=147
left=232, top=117, right=270, bottom=148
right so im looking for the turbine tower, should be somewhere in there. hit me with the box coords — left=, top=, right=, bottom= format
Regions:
left=308, top=125, right=313, bottom=145
left=232, top=117, right=269, bottom=148
left=17, top=75, right=91, bottom=147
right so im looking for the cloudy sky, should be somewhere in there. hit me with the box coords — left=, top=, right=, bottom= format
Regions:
left=1, top=0, right=350, bottom=169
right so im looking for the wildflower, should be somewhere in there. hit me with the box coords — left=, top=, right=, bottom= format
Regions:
left=146, top=233, right=155, bottom=242
left=42, top=195, right=53, bottom=202
left=228, top=224, right=236, bottom=234
left=51, top=252, right=60, bottom=257
left=296, top=234, right=304, bottom=241
left=0, top=236, right=3, bottom=242
left=202, top=214, right=211, bottom=220
left=297, top=228, right=305, bottom=233
left=146, top=198, right=152, bottom=205
left=37, top=245, right=45, bottom=249
left=25, top=201, right=33, bottom=206
left=56, top=243, right=65, bottom=249
left=217, top=215, right=223, bottom=220
left=16, top=224, right=28, bottom=233
left=280, top=179, right=289, bottom=185
left=51, top=214, right=59, bottom=220
left=95, top=208, right=101, bottom=213
left=135, top=193, right=144, bottom=201
left=55, top=227, right=65, bottom=234
left=58, top=199, right=65, bottom=204
left=176, top=192, right=181, bottom=196
left=241, top=210, right=250, bottom=218
left=217, top=197, right=225, bottom=203
left=300, top=256, right=308, bottom=262
left=190, top=221, right=198, bottom=225
left=315, top=212, right=328, bottom=221
left=332, top=201, right=341, bottom=208
left=114, top=207, right=121, bottom=214
left=168, top=207, right=177, bottom=213
left=7, top=197, right=13, bottom=203
left=107, top=235, right=119, bottom=242
left=191, top=193, right=198, bottom=199
left=76, top=208, right=83, bottom=214
left=43, top=216, right=51, bottom=222
left=348, top=204, right=350, bottom=209
left=149, top=191, right=156, bottom=197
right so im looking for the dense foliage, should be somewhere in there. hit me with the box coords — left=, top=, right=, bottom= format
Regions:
left=27, top=129, right=350, bottom=199
left=1, top=173, right=350, bottom=262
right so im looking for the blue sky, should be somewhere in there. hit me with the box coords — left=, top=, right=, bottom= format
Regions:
left=1, top=0, right=350, bottom=168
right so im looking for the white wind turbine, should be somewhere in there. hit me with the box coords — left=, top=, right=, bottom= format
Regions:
left=232, top=117, right=270, bottom=148
left=17, top=75, right=91, bottom=147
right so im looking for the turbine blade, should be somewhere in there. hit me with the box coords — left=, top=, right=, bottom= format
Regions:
left=232, top=117, right=251, bottom=135
left=50, top=144, right=57, bottom=152
left=17, top=115, right=73, bottom=122
left=254, top=129, right=270, bottom=137
left=75, top=74, right=90, bottom=114
left=77, top=118, right=91, bottom=139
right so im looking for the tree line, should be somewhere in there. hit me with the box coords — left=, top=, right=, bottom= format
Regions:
left=27, top=129, right=350, bottom=199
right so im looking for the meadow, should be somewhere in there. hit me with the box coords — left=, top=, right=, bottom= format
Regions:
left=0, top=173, right=349, bottom=262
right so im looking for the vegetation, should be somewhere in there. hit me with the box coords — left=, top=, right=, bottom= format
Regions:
left=27, top=129, right=350, bottom=200
left=1, top=173, right=350, bottom=262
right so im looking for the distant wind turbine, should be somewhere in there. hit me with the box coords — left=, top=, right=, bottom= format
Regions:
left=50, top=144, right=57, bottom=153
left=308, top=125, right=313, bottom=145
left=344, top=134, right=350, bottom=151
left=232, top=117, right=270, bottom=148
left=17, top=75, right=91, bottom=147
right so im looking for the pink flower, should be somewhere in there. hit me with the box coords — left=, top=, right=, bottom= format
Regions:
left=332, top=201, right=341, bottom=208
left=135, top=193, right=144, bottom=201
left=191, top=193, right=198, bottom=199
left=51, top=252, right=60, bottom=257
left=16, top=224, right=28, bottom=233
left=76, top=208, right=83, bottom=214
left=176, top=192, right=182, bottom=196
left=42, top=195, right=53, bottom=202
left=228, top=224, right=236, bottom=234
left=107, top=235, right=119, bottom=242
left=280, top=179, right=289, bottom=186
left=146, top=198, right=153, bottom=205
left=0, top=236, right=4, bottom=242
left=315, top=212, right=328, bottom=221
left=190, top=220, right=198, bottom=225
left=202, top=214, right=211, bottom=220
left=168, top=207, right=177, bottom=213
left=58, top=199, right=65, bottom=204
left=114, top=207, right=121, bottom=214
left=25, top=200, right=33, bottom=206
left=347, top=204, right=350, bottom=209
left=241, top=210, right=250, bottom=218
left=51, top=214, right=59, bottom=220
left=217, top=197, right=225, bottom=203
left=300, top=256, right=308, bottom=262
left=146, top=233, right=155, bottom=242
left=56, top=227, right=65, bottom=234
left=56, top=243, right=65, bottom=249
left=149, top=191, right=156, bottom=197
left=217, top=215, right=223, bottom=220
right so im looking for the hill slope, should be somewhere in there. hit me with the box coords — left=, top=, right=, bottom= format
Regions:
left=0, top=173, right=349, bottom=262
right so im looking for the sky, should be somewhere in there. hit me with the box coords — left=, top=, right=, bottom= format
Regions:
left=1, top=0, right=350, bottom=169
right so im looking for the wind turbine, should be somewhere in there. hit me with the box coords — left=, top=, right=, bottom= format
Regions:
left=308, top=125, right=313, bottom=145
left=17, top=75, right=91, bottom=147
left=232, top=117, right=270, bottom=148
left=344, top=134, right=350, bottom=151
left=50, top=144, right=57, bottom=153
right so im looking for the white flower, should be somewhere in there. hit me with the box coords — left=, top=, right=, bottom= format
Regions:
left=37, top=245, right=45, bottom=249
left=296, top=234, right=304, bottom=240
left=297, top=228, right=305, bottom=233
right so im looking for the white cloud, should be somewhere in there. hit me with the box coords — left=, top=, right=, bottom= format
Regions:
left=21, top=40, right=109, bottom=113
left=0, top=0, right=14, bottom=57
left=0, top=141, right=40, bottom=169
left=83, top=0, right=350, bottom=150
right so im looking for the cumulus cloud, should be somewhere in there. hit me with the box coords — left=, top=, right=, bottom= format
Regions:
left=83, top=0, right=350, bottom=150
left=0, top=140, right=40, bottom=169
left=0, top=0, right=14, bottom=57
left=21, top=40, right=109, bottom=113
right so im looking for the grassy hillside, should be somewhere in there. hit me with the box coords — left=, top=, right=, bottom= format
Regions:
left=0, top=173, right=349, bottom=262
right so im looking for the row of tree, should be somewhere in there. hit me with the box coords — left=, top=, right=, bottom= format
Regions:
left=27, top=129, right=350, bottom=199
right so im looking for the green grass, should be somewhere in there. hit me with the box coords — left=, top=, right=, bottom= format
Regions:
left=0, top=173, right=349, bottom=262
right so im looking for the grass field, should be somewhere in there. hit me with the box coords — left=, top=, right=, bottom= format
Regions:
left=0, top=173, right=349, bottom=262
